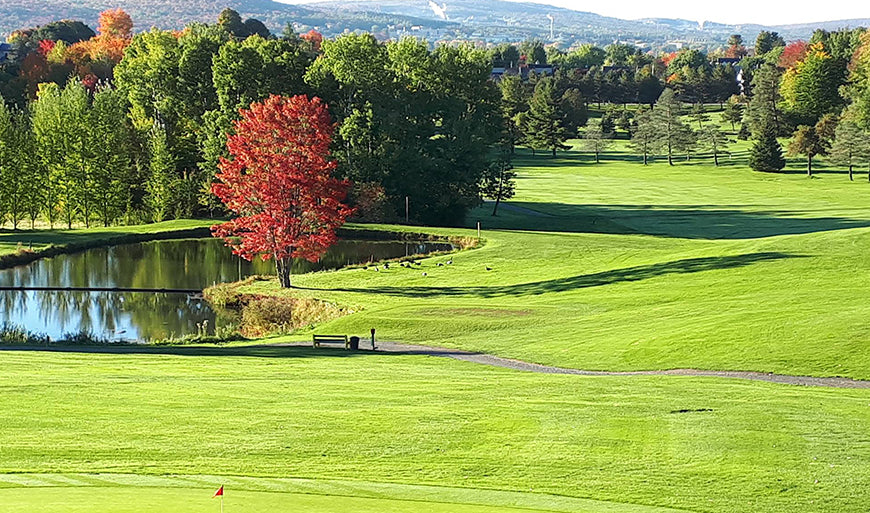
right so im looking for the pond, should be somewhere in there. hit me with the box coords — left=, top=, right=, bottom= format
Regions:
left=0, top=238, right=452, bottom=342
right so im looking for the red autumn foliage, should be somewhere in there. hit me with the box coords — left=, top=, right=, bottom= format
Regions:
left=725, top=45, right=748, bottom=59
left=779, top=41, right=809, bottom=69
left=661, top=52, right=677, bottom=67
left=82, top=73, right=99, bottom=91
left=38, top=39, right=56, bottom=56
left=98, top=8, right=133, bottom=39
left=211, top=95, right=353, bottom=288
left=20, top=52, right=49, bottom=97
left=301, top=29, right=323, bottom=51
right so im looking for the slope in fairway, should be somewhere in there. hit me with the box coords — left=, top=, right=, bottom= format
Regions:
left=0, top=348, right=868, bottom=513
left=0, top=487, right=567, bottom=513
left=236, top=145, right=870, bottom=379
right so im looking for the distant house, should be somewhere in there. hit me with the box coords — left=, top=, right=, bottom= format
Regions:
left=0, top=43, right=13, bottom=63
left=716, top=57, right=741, bottom=66
left=523, top=63, right=555, bottom=78
left=491, top=64, right=554, bottom=81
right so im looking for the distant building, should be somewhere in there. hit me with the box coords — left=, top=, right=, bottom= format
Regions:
left=0, top=43, right=13, bottom=63
left=716, top=57, right=741, bottom=66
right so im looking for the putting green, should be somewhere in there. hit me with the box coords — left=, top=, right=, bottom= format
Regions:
left=0, top=475, right=689, bottom=513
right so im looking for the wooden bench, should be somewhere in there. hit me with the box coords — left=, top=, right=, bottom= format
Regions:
left=313, top=334, right=349, bottom=349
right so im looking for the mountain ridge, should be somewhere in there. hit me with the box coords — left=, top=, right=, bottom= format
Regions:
left=2, top=0, right=867, bottom=47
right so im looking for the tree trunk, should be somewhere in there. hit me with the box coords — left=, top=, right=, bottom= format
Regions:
left=595, top=151, right=599, bottom=163
left=551, top=146, right=556, bottom=157
left=849, top=164, right=853, bottom=181
left=276, top=257, right=292, bottom=288
left=491, top=196, right=501, bottom=216
left=713, top=152, right=719, bottom=166
left=807, top=156, right=813, bottom=177
left=642, top=152, right=648, bottom=166
left=668, top=152, right=673, bottom=166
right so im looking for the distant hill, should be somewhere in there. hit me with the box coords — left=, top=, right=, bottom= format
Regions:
left=306, top=0, right=870, bottom=46
left=1, top=0, right=867, bottom=48
left=0, top=0, right=456, bottom=38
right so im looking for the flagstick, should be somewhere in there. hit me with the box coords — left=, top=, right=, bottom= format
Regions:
left=220, top=494, right=223, bottom=513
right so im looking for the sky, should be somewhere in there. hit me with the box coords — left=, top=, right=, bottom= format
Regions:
left=280, top=0, right=868, bottom=27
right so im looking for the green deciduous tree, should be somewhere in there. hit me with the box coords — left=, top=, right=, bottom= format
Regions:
left=780, top=42, right=846, bottom=125
left=787, top=115, right=837, bottom=177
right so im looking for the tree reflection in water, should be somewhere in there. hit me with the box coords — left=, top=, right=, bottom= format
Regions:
left=0, top=238, right=451, bottom=341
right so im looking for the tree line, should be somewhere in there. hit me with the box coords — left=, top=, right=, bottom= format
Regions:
left=0, top=9, right=507, bottom=227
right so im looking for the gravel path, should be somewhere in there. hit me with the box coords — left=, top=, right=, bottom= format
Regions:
left=370, top=341, right=870, bottom=389
left=5, top=342, right=869, bottom=389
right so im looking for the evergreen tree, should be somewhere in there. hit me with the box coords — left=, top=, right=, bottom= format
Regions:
left=829, top=120, right=870, bottom=181
left=755, top=31, right=785, bottom=55
left=699, top=125, right=730, bottom=166
left=749, top=125, right=786, bottom=172
left=645, top=88, right=696, bottom=165
left=524, top=77, right=571, bottom=157
left=629, top=110, right=658, bottom=165
left=690, top=103, right=709, bottom=129
left=720, top=95, right=745, bottom=131
left=582, top=119, right=613, bottom=163
left=745, top=64, right=783, bottom=136
left=480, top=148, right=516, bottom=216
left=498, top=74, right=529, bottom=153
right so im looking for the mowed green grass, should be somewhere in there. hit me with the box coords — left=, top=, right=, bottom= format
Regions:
left=239, top=139, right=870, bottom=380
left=3, top=127, right=870, bottom=512
left=0, top=348, right=868, bottom=513
left=0, top=219, right=214, bottom=257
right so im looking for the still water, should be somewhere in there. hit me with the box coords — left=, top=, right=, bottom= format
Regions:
left=0, top=238, right=451, bottom=341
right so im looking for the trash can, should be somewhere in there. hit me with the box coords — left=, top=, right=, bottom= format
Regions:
left=349, top=336, right=360, bottom=350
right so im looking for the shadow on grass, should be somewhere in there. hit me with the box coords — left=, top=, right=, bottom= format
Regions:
left=303, top=252, right=803, bottom=299
left=471, top=202, right=870, bottom=239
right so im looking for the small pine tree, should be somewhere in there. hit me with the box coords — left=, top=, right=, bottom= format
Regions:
left=480, top=151, right=517, bottom=216
left=699, top=125, right=731, bottom=166
left=829, top=121, right=870, bottom=181
left=720, top=95, right=745, bottom=132
left=749, top=125, right=786, bottom=172
left=629, top=110, right=659, bottom=165
left=582, top=119, right=614, bottom=163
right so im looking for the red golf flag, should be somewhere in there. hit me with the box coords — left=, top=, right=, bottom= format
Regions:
left=212, top=485, right=224, bottom=498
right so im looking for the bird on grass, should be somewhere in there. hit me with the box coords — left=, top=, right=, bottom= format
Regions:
left=485, top=266, right=492, bottom=271
left=383, top=262, right=390, bottom=269
left=446, top=260, right=453, bottom=265
left=437, top=262, right=444, bottom=267
left=421, top=272, right=428, bottom=276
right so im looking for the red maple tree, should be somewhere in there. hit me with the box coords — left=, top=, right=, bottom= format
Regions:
left=301, top=30, right=323, bottom=52
left=779, top=41, right=809, bottom=69
left=211, top=94, right=353, bottom=288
